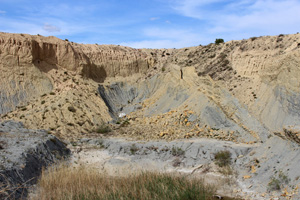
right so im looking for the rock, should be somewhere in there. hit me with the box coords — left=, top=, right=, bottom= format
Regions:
left=0, top=120, right=70, bottom=199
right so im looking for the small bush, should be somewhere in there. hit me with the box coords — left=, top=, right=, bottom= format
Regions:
left=172, top=157, right=182, bottom=167
left=171, top=147, right=185, bottom=157
left=41, top=100, right=46, bottom=105
left=49, top=92, right=55, bottom=95
left=129, top=144, right=139, bottom=155
left=96, top=124, right=111, bottom=134
left=268, top=170, right=290, bottom=191
left=67, top=106, right=76, bottom=113
left=214, top=150, right=231, bottom=167
left=162, top=67, right=166, bottom=72
left=268, top=177, right=281, bottom=191
left=120, top=119, right=130, bottom=127
left=215, top=38, right=224, bottom=45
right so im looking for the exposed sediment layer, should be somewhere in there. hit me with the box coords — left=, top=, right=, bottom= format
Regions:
left=0, top=120, right=70, bottom=199
left=1, top=32, right=300, bottom=140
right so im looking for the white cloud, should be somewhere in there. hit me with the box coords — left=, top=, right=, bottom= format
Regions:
left=43, top=23, right=61, bottom=32
left=0, top=10, right=6, bottom=14
left=121, top=27, right=205, bottom=48
left=150, top=17, right=160, bottom=21
left=172, top=0, right=300, bottom=38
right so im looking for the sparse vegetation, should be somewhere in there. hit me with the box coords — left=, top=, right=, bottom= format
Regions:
left=129, top=144, right=139, bottom=155
left=162, top=67, right=166, bottom=72
left=218, top=166, right=234, bottom=176
left=268, top=170, right=290, bottom=191
left=41, top=100, right=45, bottom=105
left=120, top=119, right=130, bottom=127
left=171, top=147, right=185, bottom=157
left=215, top=38, right=224, bottom=45
left=95, top=123, right=111, bottom=134
left=214, top=150, right=231, bottom=167
left=32, top=164, right=217, bottom=200
left=67, top=106, right=76, bottom=113
left=172, top=157, right=182, bottom=167
left=250, top=37, right=258, bottom=41
left=49, top=92, right=55, bottom=95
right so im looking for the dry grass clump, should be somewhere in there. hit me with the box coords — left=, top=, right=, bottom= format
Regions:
left=32, top=164, right=217, bottom=200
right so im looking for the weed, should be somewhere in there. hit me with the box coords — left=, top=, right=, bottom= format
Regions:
left=172, top=157, right=182, bottom=167
left=218, top=166, right=234, bottom=176
left=214, top=150, right=231, bottom=167
left=41, top=100, right=45, bottom=105
left=162, top=67, right=166, bottom=72
left=120, top=119, right=130, bottom=127
left=95, top=124, right=111, bottom=134
left=171, top=147, right=185, bottom=157
left=129, top=144, right=139, bottom=155
left=268, top=170, right=290, bottom=191
left=32, top=165, right=217, bottom=200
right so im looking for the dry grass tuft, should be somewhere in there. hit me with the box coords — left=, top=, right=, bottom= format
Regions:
left=32, top=164, right=217, bottom=200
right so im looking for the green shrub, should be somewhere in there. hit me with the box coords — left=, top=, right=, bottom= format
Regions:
left=162, top=67, right=166, bottom=72
left=96, top=124, right=111, bottom=134
left=268, top=171, right=290, bottom=191
left=120, top=119, right=130, bottom=127
left=130, top=144, right=139, bottom=155
left=171, top=147, right=185, bottom=157
left=214, top=150, right=231, bottom=167
left=215, top=38, right=224, bottom=44
left=67, top=106, right=76, bottom=113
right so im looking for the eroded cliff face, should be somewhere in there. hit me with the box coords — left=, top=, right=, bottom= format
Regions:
left=0, top=32, right=155, bottom=114
left=1, top=32, right=300, bottom=142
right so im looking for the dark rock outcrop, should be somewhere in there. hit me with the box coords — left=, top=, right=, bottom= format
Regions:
left=0, top=120, right=70, bottom=199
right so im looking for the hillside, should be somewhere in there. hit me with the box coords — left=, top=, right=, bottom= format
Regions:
left=1, top=32, right=300, bottom=199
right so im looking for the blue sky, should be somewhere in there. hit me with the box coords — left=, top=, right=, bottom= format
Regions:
left=1, top=0, right=300, bottom=48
